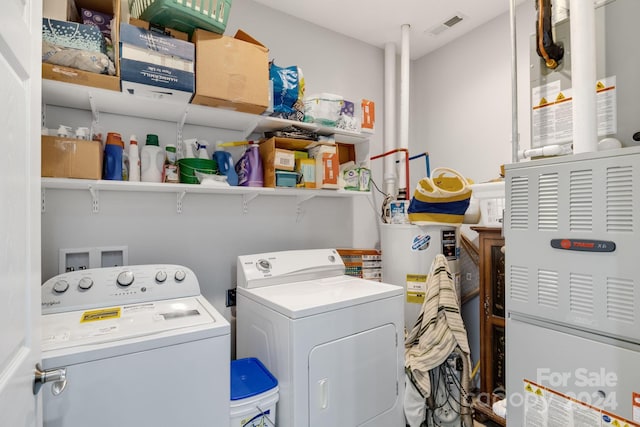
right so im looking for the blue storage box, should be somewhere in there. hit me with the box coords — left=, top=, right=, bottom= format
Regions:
left=275, top=170, right=298, bottom=188
left=42, top=18, right=107, bottom=54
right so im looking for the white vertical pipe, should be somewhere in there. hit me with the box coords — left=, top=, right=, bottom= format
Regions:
left=510, top=0, right=519, bottom=163
left=384, top=42, right=397, bottom=197
left=399, top=24, right=410, bottom=193
left=569, top=0, right=598, bottom=153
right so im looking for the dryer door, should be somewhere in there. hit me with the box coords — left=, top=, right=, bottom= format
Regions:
left=308, top=323, right=399, bottom=426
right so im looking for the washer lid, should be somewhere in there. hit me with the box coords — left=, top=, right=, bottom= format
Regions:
left=237, top=275, right=403, bottom=319
left=41, top=296, right=229, bottom=360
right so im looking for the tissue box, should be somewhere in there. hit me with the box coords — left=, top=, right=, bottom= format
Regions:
left=42, top=18, right=107, bottom=54
left=81, top=8, right=114, bottom=38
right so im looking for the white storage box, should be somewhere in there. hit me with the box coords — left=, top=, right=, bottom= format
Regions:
left=303, top=93, right=343, bottom=126
left=470, top=181, right=505, bottom=227
left=230, top=358, right=279, bottom=427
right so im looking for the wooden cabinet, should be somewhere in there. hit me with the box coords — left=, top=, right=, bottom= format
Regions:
left=471, top=226, right=506, bottom=426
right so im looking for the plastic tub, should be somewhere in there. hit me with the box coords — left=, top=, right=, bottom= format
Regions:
left=230, top=358, right=279, bottom=427
left=469, top=181, right=505, bottom=227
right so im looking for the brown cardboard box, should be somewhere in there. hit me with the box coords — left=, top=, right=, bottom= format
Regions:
left=258, top=137, right=317, bottom=188
left=42, top=135, right=103, bottom=179
left=42, top=0, right=121, bottom=91
left=128, top=17, right=188, bottom=41
left=191, top=29, right=269, bottom=114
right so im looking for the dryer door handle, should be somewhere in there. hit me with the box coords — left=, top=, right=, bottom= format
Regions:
left=318, top=378, right=329, bottom=409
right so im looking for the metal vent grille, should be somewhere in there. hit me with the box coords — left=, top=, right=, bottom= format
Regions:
left=537, top=269, right=559, bottom=308
left=569, top=273, right=594, bottom=315
left=606, top=277, right=634, bottom=323
left=569, top=169, right=593, bottom=232
left=509, top=265, right=528, bottom=302
left=538, top=173, right=559, bottom=231
left=606, top=166, right=633, bottom=232
left=509, top=176, right=529, bottom=229
left=443, top=15, right=464, bottom=27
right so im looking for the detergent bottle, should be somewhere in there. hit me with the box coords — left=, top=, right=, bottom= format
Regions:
left=141, top=134, right=164, bottom=183
left=235, top=145, right=263, bottom=187
left=214, top=141, right=238, bottom=186
left=103, top=132, right=123, bottom=180
left=128, top=135, right=141, bottom=182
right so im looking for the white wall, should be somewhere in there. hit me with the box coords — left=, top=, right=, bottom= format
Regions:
left=409, top=2, right=535, bottom=186
left=41, top=0, right=387, bottom=356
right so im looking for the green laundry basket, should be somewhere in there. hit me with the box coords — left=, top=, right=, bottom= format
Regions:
left=129, top=0, right=232, bottom=36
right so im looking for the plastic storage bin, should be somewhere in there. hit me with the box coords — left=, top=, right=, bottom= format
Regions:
left=129, top=0, right=232, bottom=36
left=275, top=170, right=298, bottom=187
left=230, top=358, right=279, bottom=427
left=469, top=181, right=505, bottom=227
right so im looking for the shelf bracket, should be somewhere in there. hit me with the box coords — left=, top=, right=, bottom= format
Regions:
left=296, top=194, right=316, bottom=222
left=177, top=108, right=189, bottom=157
left=88, top=185, right=99, bottom=213
left=88, top=93, right=99, bottom=125
left=177, top=190, right=187, bottom=214
left=242, top=117, right=261, bottom=140
left=41, top=188, right=46, bottom=213
left=242, top=193, right=259, bottom=214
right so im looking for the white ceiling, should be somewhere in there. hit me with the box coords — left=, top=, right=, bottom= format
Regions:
left=252, top=0, right=526, bottom=60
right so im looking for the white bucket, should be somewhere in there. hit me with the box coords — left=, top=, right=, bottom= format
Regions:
left=230, top=387, right=279, bottom=427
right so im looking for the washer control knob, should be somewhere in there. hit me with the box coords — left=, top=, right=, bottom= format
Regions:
left=256, top=259, right=271, bottom=272
left=328, top=255, right=336, bottom=263
left=117, top=271, right=134, bottom=287
left=78, top=277, right=93, bottom=290
left=53, top=280, right=69, bottom=294
left=174, top=270, right=186, bottom=282
left=155, top=270, right=167, bottom=283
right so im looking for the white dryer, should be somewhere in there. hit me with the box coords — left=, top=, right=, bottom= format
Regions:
left=40, top=264, right=230, bottom=427
left=235, top=249, right=405, bottom=427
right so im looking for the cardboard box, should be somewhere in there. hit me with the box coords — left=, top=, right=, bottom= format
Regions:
left=258, top=137, right=317, bottom=188
left=274, top=148, right=295, bottom=171
left=42, top=0, right=121, bottom=91
left=128, top=18, right=188, bottom=42
left=191, top=29, right=269, bottom=114
left=42, top=135, right=103, bottom=179
left=120, top=23, right=194, bottom=62
left=119, top=58, right=194, bottom=101
left=308, top=145, right=339, bottom=189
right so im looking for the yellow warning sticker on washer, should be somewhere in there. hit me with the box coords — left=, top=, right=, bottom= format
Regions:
left=80, top=307, right=121, bottom=323
left=406, top=274, right=427, bottom=304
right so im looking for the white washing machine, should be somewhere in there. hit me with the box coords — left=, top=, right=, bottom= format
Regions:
left=235, top=249, right=405, bottom=427
left=40, top=264, right=230, bottom=427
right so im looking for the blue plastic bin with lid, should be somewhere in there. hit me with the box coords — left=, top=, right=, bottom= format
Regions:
left=230, top=358, right=279, bottom=427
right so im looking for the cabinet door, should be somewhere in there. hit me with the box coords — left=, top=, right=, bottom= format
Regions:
left=476, top=229, right=506, bottom=404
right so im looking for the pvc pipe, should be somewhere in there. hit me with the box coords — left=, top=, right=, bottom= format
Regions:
left=569, top=0, right=598, bottom=154
left=399, top=24, right=410, bottom=193
left=384, top=42, right=398, bottom=197
left=509, top=0, right=519, bottom=163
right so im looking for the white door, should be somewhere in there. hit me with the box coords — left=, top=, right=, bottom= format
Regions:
left=0, top=0, right=42, bottom=425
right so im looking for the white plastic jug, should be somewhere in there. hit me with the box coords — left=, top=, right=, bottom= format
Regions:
left=141, top=145, right=164, bottom=183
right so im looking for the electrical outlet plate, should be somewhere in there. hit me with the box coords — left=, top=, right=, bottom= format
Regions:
left=59, top=246, right=129, bottom=274
left=226, top=288, right=236, bottom=307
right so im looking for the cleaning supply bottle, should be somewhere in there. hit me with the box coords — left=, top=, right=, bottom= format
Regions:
left=103, top=132, right=124, bottom=180
left=163, top=144, right=179, bottom=183
left=128, top=135, right=141, bottom=182
left=214, top=145, right=238, bottom=186
left=196, top=140, right=209, bottom=159
left=235, top=144, right=263, bottom=187
left=141, top=134, right=164, bottom=183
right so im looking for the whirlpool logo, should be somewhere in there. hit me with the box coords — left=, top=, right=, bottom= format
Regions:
left=41, top=300, right=61, bottom=307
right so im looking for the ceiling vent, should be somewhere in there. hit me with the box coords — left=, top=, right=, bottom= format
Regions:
left=426, top=14, right=465, bottom=36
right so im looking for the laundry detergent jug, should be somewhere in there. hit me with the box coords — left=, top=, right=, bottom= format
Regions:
left=214, top=150, right=238, bottom=186
left=235, top=145, right=263, bottom=187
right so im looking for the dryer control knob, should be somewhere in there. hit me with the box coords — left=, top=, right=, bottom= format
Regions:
left=78, top=277, right=93, bottom=290
left=53, top=280, right=69, bottom=294
left=256, top=259, right=271, bottom=272
left=117, top=270, right=135, bottom=287
left=174, top=270, right=186, bottom=282
left=155, top=271, right=167, bottom=283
